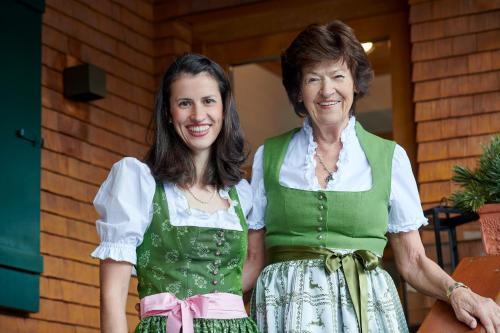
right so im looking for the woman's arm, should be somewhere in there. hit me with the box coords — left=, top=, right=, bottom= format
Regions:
left=242, top=146, right=268, bottom=293
left=100, top=259, right=133, bottom=333
left=389, top=231, right=500, bottom=333
left=242, top=229, right=266, bottom=293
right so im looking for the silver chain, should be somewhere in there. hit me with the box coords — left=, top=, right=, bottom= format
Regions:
left=316, top=153, right=334, bottom=183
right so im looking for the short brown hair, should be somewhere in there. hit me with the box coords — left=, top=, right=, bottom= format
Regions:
left=281, top=21, right=373, bottom=117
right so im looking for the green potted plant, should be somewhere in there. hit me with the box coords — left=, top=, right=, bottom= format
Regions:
left=450, top=135, right=500, bottom=255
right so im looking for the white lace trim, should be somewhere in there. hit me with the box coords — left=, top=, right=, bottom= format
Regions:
left=387, top=216, right=429, bottom=233
left=91, top=241, right=137, bottom=265
left=303, top=117, right=357, bottom=189
left=303, top=117, right=318, bottom=188
left=167, top=184, right=243, bottom=231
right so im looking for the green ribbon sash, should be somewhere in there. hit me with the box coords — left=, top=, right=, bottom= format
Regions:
left=268, top=246, right=380, bottom=333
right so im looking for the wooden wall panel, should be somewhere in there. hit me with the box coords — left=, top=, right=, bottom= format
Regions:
left=43, top=5, right=154, bottom=69
left=29, top=299, right=100, bottom=328
left=417, top=134, right=495, bottom=162
left=408, top=0, right=500, bottom=326
left=42, top=150, right=108, bottom=185
left=411, top=1, right=500, bottom=204
left=42, top=129, right=122, bottom=169
left=413, top=50, right=500, bottom=82
left=418, top=157, right=478, bottom=182
left=41, top=169, right=99, bottom=203
left=43, top=256, right=98, bottom=286
left=41, top=192, right=96, bottom=224
left=153, top=19, right=192, bottom=83
left=42, top=85, right=151, bottom=128
left=0, top=314, right=99, bottom=333
left=414, top=71, right=499, bottom=101
left=41, top=211, right=99, bottom=244
left=411, top=10, right=500, bottom=42
left=42, top=108, right=148, bottom=157
left=415, top=92, right=499, bottom=122
left=410, top=0, right=500, bottom=23
left=416, top=113, right=499, bottom=142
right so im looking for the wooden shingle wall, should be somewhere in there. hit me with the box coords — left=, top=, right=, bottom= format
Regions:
left=410, top=0, right=500, bottom=208
left=154, top=20, right=192, bottom=85
left=0, top=1, right=190, bottom=332
left=407, top=0, right=500, bottom=325
left=409, top=0, right=500, bottom=270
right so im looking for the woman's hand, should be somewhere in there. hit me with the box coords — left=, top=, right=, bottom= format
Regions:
left=135, top=302, right=141, bottom=319
left=390, top=231, right=500, bottom=333
left=449, top=287, right=500, bottom=333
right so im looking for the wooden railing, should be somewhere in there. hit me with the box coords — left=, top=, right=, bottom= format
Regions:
left=418, top=256, right=500, bottom=333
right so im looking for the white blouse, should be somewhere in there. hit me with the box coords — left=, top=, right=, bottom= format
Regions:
left=247, top=117, right=428, bottom=233
left=91, top=157, right=260, bottom=265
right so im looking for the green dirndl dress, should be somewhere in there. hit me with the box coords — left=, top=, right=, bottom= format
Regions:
left=134, top=183, right=259, bottom=333
left=251, top=123, right=408, bottom=333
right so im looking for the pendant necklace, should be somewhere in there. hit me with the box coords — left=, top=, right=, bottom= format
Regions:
left=316, top=153, right=335, bottom=184
left=186, top=186, right=216, bottom=205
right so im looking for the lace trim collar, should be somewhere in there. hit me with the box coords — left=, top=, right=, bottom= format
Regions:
left=302, top=116, right=357, bottom=189
left=170, top=184, right=239, bottom=219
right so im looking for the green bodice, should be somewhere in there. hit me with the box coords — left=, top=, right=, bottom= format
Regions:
left=135, top=184, right=248, bottom=300
left=263, top=121, right=396, bottom=256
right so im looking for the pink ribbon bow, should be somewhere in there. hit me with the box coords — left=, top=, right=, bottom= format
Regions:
left=140, top=292, right=248, bottom=333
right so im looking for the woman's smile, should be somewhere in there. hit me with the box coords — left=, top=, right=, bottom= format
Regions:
left=186, top=123, right=212, bottom=137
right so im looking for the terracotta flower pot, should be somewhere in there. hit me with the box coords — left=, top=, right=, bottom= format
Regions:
left=478, top=203, right=500, bottom=255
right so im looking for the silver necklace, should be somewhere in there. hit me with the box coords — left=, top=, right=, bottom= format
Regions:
left=316, top=153, right=335, bottom=183
left=186, top=186, right=216, bottom=205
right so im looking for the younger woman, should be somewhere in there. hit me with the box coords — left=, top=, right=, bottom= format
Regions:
left=92, top=53, right=264, bottom=333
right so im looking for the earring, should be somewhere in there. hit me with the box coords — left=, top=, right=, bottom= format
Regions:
left=168, top=118, right=173, bottom=124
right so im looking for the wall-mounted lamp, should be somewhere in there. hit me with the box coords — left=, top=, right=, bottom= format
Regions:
left=63, top=63, right=106, bottom=101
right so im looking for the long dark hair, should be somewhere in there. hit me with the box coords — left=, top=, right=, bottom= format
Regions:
left=281, top=21, right=374, bottom=117
left=145, top=53, right=246, bottom=188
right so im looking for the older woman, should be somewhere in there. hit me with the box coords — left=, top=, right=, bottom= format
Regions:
left=250, top=21, right=500, bottom=333
left=91, top=54, right=264, bottom=333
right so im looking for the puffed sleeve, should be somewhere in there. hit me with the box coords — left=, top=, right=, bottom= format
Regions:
left=90, top=157, right=156, bottom=264
left=388, top=145, right=429, bottom=233
left=246, top=146, right=267, bottom=229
